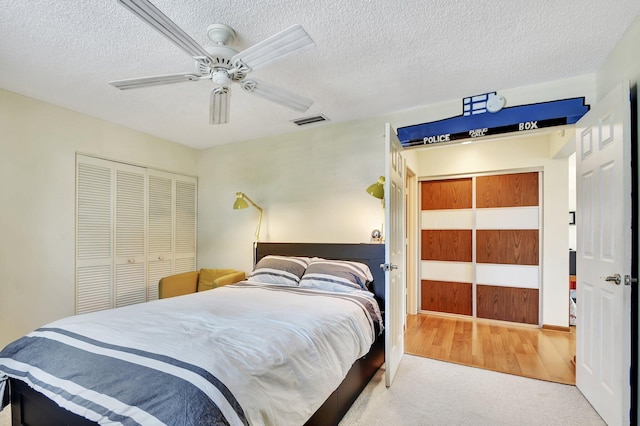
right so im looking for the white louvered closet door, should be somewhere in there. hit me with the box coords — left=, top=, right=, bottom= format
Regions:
left=174, top=177, right=197, bottom=274
left=114, top=164, right=147, bottom=307
left=76, top=157, right=113, bottom=314
left=147, top=170, right=174, bottom=301
left=76, top=155, right=197, bottom=312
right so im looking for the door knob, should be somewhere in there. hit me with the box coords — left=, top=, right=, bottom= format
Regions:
left=602, top=273, right=621, bottom=285
left=380, top=264, right=399, bottom=271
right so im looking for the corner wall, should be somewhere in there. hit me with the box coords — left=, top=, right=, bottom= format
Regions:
left=0, top=89, right=198, bottom=347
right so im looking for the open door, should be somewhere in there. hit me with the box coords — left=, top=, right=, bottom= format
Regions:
left=384, top=122, right=406, bottom=387
left=575, top=82, right=632, bottom=426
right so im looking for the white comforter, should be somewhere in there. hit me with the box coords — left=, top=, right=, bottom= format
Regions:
left=0, top=282, right=382, bottom=425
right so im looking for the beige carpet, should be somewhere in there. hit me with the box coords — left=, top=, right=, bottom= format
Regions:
left=340, top=354, right=605, bottom=426
left=0, top=356, right=605, bottom=425
left=0, top=406, right=7, bottom=426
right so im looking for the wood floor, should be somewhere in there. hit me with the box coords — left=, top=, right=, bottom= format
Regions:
left=405, top=313, right=576, bottom=385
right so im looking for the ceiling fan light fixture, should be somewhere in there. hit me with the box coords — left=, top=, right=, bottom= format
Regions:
left=113, top=1, right=316, bottom=125
left=210, top=88, right=230, bottom=124
left=211, top=70, right=231, bottom=86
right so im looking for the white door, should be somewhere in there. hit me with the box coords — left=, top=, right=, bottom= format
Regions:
left=575, top=82, right=632, bottom=426
left=147, top=170, right=175, bottom=301
left=174, top=177, right=198, bottom=273
left=384, top=122, right=406, bottom=387
left=114, top=164, right=147, bottom=307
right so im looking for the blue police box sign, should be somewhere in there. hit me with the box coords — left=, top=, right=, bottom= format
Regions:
left=397, top=92, right=590, bottom=148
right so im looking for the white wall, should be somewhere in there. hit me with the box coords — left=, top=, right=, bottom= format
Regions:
left=596, top=14, right=640, bottom=99
left=0, top=89, right=197, bottom=347
left=197, top=119, right=386, bottom=274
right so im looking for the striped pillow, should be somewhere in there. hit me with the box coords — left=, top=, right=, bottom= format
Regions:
left=247, top=255, right=310, bottom=286
left=299, top=258, right=374, bottom=292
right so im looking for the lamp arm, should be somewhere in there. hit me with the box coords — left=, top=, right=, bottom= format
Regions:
left=255, top=209, right=263, bottom=241
left=241, top=193, right=264, bottom=241
left=242, top=193, right=263, bottom=213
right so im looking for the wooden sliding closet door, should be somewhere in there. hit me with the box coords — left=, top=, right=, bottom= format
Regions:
left=420, top=171, right=541, bottom=325
left=420, top=178, right=473, bottom=315
left=475, top=172, right=540, bottom=324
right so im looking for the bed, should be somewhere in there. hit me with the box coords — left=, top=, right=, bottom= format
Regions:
left=1, top=242, right=385, bottom=425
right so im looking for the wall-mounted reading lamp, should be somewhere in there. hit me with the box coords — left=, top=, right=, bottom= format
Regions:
left=366, top=176, right=385, bottom=203
left=366, top=176, right=385, bottom=242
left=233, top=192, right=263, bottom=241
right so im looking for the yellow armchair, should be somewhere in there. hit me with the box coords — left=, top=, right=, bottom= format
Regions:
left=158, top=268, right=246, bottom=299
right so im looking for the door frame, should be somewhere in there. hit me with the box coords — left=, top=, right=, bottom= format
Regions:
left=632, top=82, right=639, bottom=426
left=406, top=166, right=418, bottom=315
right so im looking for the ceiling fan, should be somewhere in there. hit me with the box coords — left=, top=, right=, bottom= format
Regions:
left=110, top=0, right=315, bottom=124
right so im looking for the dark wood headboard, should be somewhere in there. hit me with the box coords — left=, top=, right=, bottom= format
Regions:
left=254, top=242, right=386, bottom=306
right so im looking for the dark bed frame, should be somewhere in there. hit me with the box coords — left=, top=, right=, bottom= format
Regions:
left=9, top=242, right=386, bottom=426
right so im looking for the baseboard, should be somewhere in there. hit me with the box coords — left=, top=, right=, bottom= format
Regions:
left=541, top=324, right=571, bottom=332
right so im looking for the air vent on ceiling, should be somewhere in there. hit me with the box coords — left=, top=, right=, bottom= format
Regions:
left=291, top=114, right=329, bottom=126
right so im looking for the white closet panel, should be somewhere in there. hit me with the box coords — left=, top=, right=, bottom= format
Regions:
left=421, top=209, right=473, bottom=229
left=76, top=157, right=114, bottom=314
left=115, top=262, right=146, bottom=307
left=115, top=168, right=146, bottom=257
left=147, top=170, right=175, bottom=300
left=76, top=162, right=112, bottom=260
left=147, top=259, right=172, bottom=300
left=175, top=178, right=197, bottom=273
left=476, top=206, right=539, bottom=230
left=420, top=260, right=474, bottom=282
left=76, top=265, right=111, bottom=314
left=76, top=155, right=197, bottom=312
left=475, top=264, right=539, bottom=289
left=114, top=165, right=147, bottom=306
left=175, top=257, right=196, bottom=274
left=148, top=173, right=173, bottom=255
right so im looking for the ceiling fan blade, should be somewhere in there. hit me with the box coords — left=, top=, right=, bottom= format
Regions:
left=210, top=88, right=231, bottom=125
left=231, top=24, right=314, bottom=71
left=118, top=0, right=211, bottom=60
left=241, top=79, right=312, bottom=112
left=110, top=73, right=201, bottom=90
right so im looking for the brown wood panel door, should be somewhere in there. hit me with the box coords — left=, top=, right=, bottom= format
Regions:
left=476, top=229, right=539, bottom=265
left=476, top=284, right=539, bottom=324
left=421, top=230, right=472, bottom=262
left=476, top=172, right=539, bottom=208
left=421, top=178, right=472, bottom=210
left=421, top=280, right=472, bottom=316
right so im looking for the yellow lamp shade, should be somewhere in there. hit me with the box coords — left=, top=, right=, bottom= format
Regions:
left=366, top=176, right=385, bottom=199
left=233, top=192, right=249, bottom=209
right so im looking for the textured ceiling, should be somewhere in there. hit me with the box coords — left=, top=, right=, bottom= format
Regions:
left=1, top=1, right=639, bottom=149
